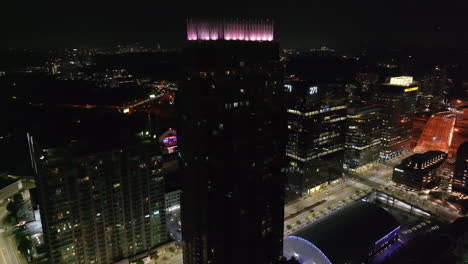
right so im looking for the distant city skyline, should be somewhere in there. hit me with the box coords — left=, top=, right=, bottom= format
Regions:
left=3, top=1, right=468, bottom=50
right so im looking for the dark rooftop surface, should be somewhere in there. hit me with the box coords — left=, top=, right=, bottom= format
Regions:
left=293, top=201, right=399, bottom=264
left=0, top=178, right=18, bottom=190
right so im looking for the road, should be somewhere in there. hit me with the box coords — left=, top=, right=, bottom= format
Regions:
left=0, top=204, right=26, bottom=264
left=283, top=178, right=371, bottom=234
left=283, top=150, right=461, bottom=234
left=348, top=152, right=460, bottom=221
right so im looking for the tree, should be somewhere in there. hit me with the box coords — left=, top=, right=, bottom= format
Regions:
left=135, top=260, right=144, bottom=264
left=296, top=220, right=301, bottom=225
left=286, top=225, right=292, bottom=230
left=17, top=236, right=32, bottom=257
left=168, top=247, right=175, bottom=253
left=6, top=201, right=18, bottom=213
left=150, top=251, right=159, bottom=260
left=13, top=193, right=24, bottom=205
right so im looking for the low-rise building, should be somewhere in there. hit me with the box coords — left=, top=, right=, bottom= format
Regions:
left=392, top=151, right=447, bottom=190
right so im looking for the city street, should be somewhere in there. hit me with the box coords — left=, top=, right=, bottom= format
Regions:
left=0, top=204, right=26, bottom=264
left=283, top=179, right=371, bottom=234
left=348, top=152, right=460, bottom=221
left=142, top=152, right=461, bottom=263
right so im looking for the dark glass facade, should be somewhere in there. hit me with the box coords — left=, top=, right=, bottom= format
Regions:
left=344, top=104, right=382, bottom=171
left=285, top=80, right=347, bottom=196
left=178, top=40, right=286, bottom=264
left=372, top=80, right=417, bottom=159
left=453, top=141, right=468, bottom=194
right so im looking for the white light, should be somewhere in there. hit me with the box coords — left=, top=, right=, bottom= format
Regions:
left=309, top=86, right=318, bottom=95
left=150, top=94, right=156, bottom=98
left=390, top=76, right=413, bottom=86
left=394, top=168, right=404, bottom=173
left=284, top=84, right=292, bottom=92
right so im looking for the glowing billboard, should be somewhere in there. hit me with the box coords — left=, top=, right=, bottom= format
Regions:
left=390, top=76, right=414, bottom=86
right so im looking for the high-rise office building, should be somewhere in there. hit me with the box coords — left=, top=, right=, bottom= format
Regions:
left=178, top=18, right=286, bottom=264
left=373, top=76, right=418, bottom=159
left=30, top=113, right=169, bottom=264
left=453, top=141, right=468, bottom=194
left=344, top=104, right=383, bottom=172
left=285, top=80, right=347, bottom=196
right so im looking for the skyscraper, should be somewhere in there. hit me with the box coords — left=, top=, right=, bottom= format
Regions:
left=178, top=18, right=286, bottom=264
left=453, top=141, right=468, bottom=194
left=344, top=104, right=383, bottom=172
left=373, top=76, right=418, bottom=159
left=30, top=112, right=169, bottom=264
left=285, top=80, right=347, bottom=196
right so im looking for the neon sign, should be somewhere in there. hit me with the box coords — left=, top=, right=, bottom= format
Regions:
left=163, top=136, right=177, bottom=147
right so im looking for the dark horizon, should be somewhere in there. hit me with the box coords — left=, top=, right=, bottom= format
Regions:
left=3, top=1, right=468, bottom=50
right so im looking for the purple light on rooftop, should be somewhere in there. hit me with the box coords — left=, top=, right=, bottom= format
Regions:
left=186, top=18, right=274, bottom=42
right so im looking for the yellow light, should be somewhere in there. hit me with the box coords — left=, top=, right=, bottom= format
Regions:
left=404, top=87, right=419, bottom=92
left=123, top=108, right=130, bottom=113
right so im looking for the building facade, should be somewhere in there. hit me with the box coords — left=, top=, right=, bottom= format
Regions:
left=453, top=141, right=468, bottom=194
left=178, top=19, right=286, bottom=264
left=373, top=76, right=418, bottom=159
left=285, top=80, right=347, bottom=196
left=33, top=136, right=168, bottom=264
left=392, top=150, right=447, bottom=190
left=344, top=104, right=382, bottom=172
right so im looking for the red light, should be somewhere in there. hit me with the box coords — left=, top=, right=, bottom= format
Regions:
left=401, top=120, right=405, bottom=123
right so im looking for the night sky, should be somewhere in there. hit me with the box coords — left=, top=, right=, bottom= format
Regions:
left=3, top=1, right=468, bottom=50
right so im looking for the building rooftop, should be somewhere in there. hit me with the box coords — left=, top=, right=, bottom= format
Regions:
left=28, top=107, right=157, bottom=156
left=284, top=201, right=399, bottom=264
left=187, top=18, right=274, bottom=42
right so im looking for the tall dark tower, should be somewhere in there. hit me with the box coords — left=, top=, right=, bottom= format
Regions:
left=178, top=18, right=286, bottom=264
left=453, top=141, right=468, bottom=194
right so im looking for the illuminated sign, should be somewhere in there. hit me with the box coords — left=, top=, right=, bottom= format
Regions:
left=390, top=76, right=413, bottom=86
left=284, top=84, right=292, bottom=92
left=163, top=136, right=177, bottom=147
left=149, top=94, right=156, bottom=98
left=394, top=168, right=404, bottom=173
left=309, top=86, right=318, bottom=95
left=159, top=129, right=177, bottom=153
left=404, top=87, right=419, bottom=93
left=123, top=108, right=130, bottom=113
